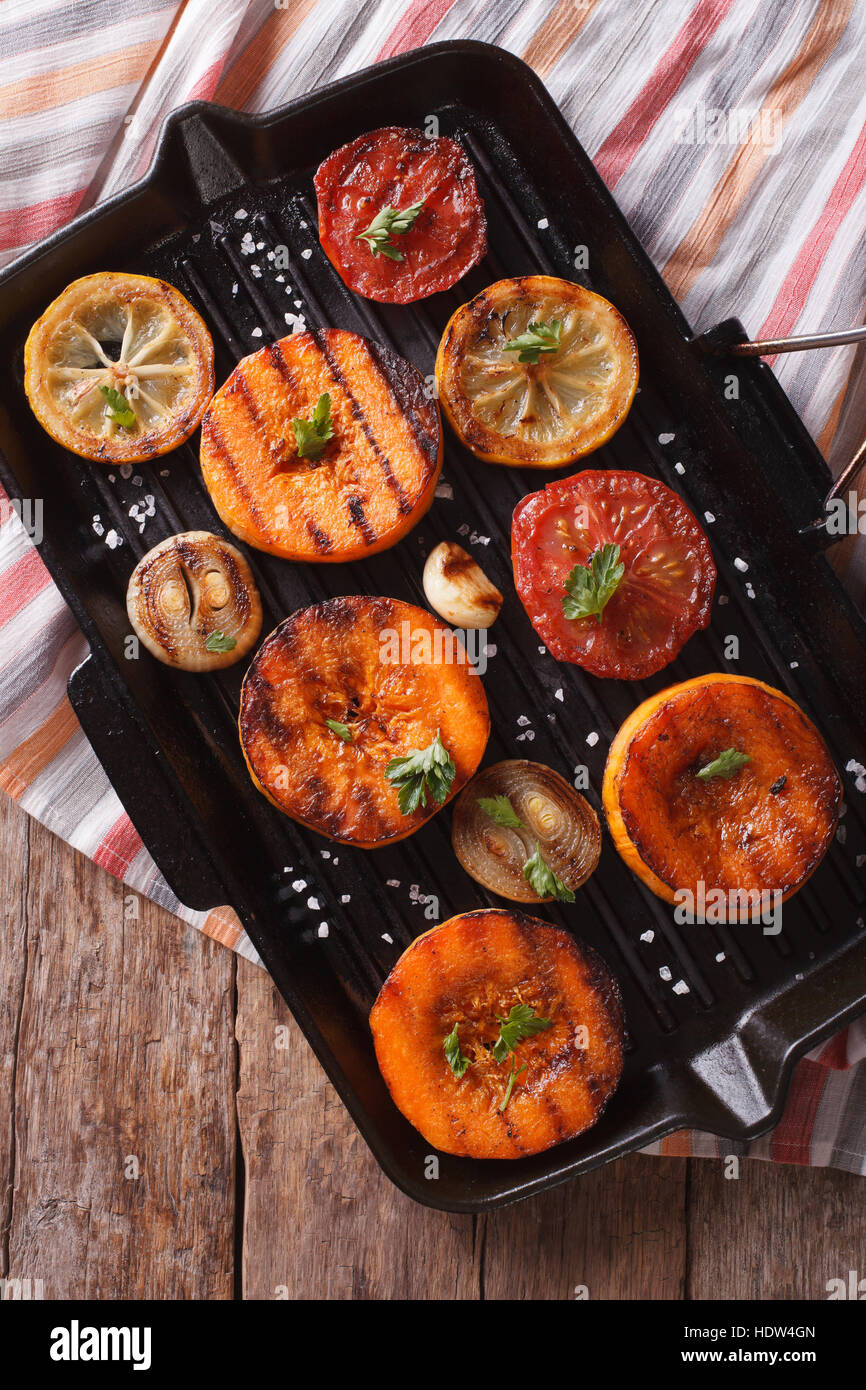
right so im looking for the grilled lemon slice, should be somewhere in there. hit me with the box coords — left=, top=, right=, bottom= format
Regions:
left=126, top=531, right=262, bottom=672
left=435, top=275, right=638, bottom=467
left=24, top=272, right=214, bottom=464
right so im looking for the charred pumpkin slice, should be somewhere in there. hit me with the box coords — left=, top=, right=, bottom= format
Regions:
left=370, top=909, right=624, bottom=1159
left=603, top=674, right=841, bottom=905
left=201, top=328, right=441, bottom=563
left=239, top=596, right=489, bottom=846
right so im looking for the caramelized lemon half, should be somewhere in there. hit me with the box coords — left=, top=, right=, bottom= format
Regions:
left=435, top=275, right=638, bottom=467
left=24, top=272, right=214, bottom=464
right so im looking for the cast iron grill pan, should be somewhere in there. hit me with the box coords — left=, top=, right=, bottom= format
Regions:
left=1, top=44, right=865, bottom=1211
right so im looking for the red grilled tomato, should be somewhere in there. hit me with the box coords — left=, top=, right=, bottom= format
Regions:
left=512, top=470, right=716, bottom=680
left=314, top=126, right=487, bottom=304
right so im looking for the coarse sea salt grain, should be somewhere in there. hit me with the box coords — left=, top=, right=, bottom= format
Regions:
left=674, top=462, right=685, bottom=475
left=845, top=759, right=866, bottom=793
left=435, top=481, right=453, bottom=500
left=387, top=879, right=400, bottom=888
left=382, top=933, right=393, bottom=944
left=517, top=715, right=531, bottom=726
left=234, top=208, right=248, bottom=220
left=318, top=923, right=329, bottom=938
left=341, top=894, right=351, bottom=903
left=291, top=879, right=306, bottom=892
left=555, top=689, right=564, bottom=702
left=672, top=980, right=689, bottom=995
left=716, top=952, right=726, bottom=963
left=704, top=511, right=715, bottom=523
left=537, top=217, right=549, bottom=229
left=659, top=965, right=672, bottom=981
left=658, top=432, right=675, bottom=444
left=734, top=557, right=748, bottom=572
left=251, top=327, right=263, bottom=338
left=640, top=930, right=654, bottom=943
left=307, top=896, right=320, bottom=910
left=586, top=731, right=599, bottom=747
left=301, top=248, right=312, bottom=260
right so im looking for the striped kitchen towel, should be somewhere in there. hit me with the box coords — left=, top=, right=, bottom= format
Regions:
left=1, top=0, right=865, bottom=1171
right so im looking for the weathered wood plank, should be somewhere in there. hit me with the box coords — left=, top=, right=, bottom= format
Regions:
left=687, top=1155, right=866, bottom=1299
left=235, top=956, right=481, bottom=1300
left=480, top=1153, right=688, bottom=1300
left=0, top=792, right=29, bottom=1282
left=3, top=804, right=236, bottom=1299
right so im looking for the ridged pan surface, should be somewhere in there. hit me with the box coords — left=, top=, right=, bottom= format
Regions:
left=1, top=44, right=865, bottom=1211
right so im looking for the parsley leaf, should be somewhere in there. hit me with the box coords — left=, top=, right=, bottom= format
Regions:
left=477, top=794, right=524, bottom=829
left=99, top=383, right=137, bottom=429
left=696, top=748, right=751, bottom=781
left=292, top=392, right=334, bottom=461
left=444, top=1022, right=471, bottom=1079
left=499, top=1055, right=528, bottom=1113
left=502, top=318, right=562, bottom=365
left=492, top=1003, right=553, bottom=1064
left=522, top=842, right=576, bottom=903
left=356, top=200, right=425, bottom=260
left=204, top=630, right=236, bottom=653
left=324, top=717, right=353, bottom=743
left=562, top=543, right=625, bottom=623
left=386, top=731, right=456, bottom=815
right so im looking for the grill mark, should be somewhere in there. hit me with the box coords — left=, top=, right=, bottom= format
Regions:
left=363, top=339, right=439, bottom=470
left=347, top=494, right=376, bottom=545
left=312, top=329, right=413, bottom=515
left=306, top=519, right=333, bottom=553
left=231, top=367, right=276, bottom=448
left=202, top=412, right=272, bottom=538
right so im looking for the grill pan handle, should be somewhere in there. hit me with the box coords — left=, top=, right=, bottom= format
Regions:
left=67, top=653, right=225, bottom=912
left=697, top=317, right=866, bottom=538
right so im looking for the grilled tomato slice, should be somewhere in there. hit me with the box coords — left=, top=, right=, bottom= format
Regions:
left=201, top=329, right=441, bottom=563
left=370, top=908, right=624, bottom=1159
left=512, top=469, right=716, bottom=680
left=126, top=531, right=262, bottom=672
left=239, top=596, right=489, bottom=847
left=435, top=276, right=638, bottom=466
left=314, top=126, right=487, bottom=303
left=603, top=674, right=842, bottom=905
left=24, top=272, right=214, bottom=463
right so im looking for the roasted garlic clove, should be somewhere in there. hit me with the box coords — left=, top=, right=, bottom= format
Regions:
left=422, top=541, right=502, bottom=629
left=126, top=531, right=262, bottom=671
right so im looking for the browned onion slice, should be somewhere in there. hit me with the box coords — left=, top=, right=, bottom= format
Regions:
left=451, top=759, right=601, bottom=902
left=126, top=530, right=262, bottom=672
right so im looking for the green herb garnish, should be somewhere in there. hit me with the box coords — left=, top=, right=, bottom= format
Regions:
left=522, top=842, right=576, bottom=903
left=477, top=794, right=524, bottom=829
left=356, top=201, right=425, bottom=261
left=204, top=630, right=237, bottom=653
left=324, top=717, right=353, bottom=742
left=99, top=383, right=136, bottom=429
left=292, top=392, right=334, bottom=461
left=697, top=748, right=752, bottom=781
left=493, top=1004, right=551, bottom=1112
left=444, top=1022, right=471, bottom=1079
left=562, top=542, right=625, bottom=623
left=492, top=1003, right=553, bottom=1064
left=503, top=318, right=562, bottom=364
left=499, top=1055, right=528, bottom=1113
left=386, top=731, right=456, bottom=815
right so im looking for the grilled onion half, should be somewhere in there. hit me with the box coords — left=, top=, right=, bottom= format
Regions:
left=126, top=530, right=262, bottom=671
left=452, top=759, right=601, bottom=902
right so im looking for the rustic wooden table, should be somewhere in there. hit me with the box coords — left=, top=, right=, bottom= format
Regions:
left=2, top=793, right=862, bottom=1301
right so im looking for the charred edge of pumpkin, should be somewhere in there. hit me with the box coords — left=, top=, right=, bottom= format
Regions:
left=602, top=675, right=842, bottom=904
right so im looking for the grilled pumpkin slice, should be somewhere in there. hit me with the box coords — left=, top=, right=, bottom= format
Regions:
left=603, top=674, right=841, bottom=905
left=239, top=596, right=490, bottom=846
left=370, top=909, right=624, bottom=1159
left=200, top=328, right=441, bottom=563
